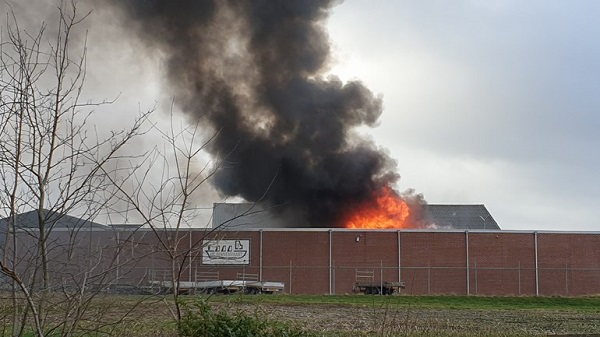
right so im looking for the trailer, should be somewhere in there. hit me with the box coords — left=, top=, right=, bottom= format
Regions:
left=353, top=269, right=405, bottom=295
left=353, top=281, right=405, bottom=295
left=148, top=270, right=284, bottom=295
left=194, top=272, right=284, bottom=294
left=192, top=279, right=285, bottom=295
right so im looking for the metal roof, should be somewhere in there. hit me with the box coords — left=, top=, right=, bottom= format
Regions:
left=212, top=202, right=289, bottom=229
left=213, top=202, right=501, bottom=230
left=0, top=209, right=108, bottom=231
left=424, top=204, right=500, bottom=230
left=0, top=203, right=501, bottom=232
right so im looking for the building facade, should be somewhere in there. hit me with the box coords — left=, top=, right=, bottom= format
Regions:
left=19, top=227, right=596, bottom=296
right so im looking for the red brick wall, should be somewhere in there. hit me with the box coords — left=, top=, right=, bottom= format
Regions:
left=42, top=229, right=600, bottom=296
left=332, top=231, right=399, bottom=294
left=467, top=232, right=536, bottom=295
left=399, top=232, right=467, bottom=294
left=538, top=233, right=600, bottom=296
left=262, top=231, right=330, bottom=294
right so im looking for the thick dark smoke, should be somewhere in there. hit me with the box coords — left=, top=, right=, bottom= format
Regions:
left=107, top=0, right=421, bottom=227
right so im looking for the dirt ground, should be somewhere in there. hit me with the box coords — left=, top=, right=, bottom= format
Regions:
left=225, top=302, right=600, bottom=336
left=5, top=295, right=597, bottom=336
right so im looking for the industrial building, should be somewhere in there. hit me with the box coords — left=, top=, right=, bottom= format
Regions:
left=2, top=205, right=599, bottom=296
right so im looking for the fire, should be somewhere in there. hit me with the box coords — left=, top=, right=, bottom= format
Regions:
left=344, top=186, right=412, bottom=229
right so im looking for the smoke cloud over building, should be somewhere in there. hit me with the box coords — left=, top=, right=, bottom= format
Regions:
left=106, top=0, right=425, bottom=228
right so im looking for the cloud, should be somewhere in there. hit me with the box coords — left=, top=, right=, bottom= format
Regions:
left=327, top=0, right=600, bottom=230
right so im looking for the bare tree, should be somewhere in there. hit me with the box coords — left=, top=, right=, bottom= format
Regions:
left=0, top=2, right=151, bottom=336
left=104, top=109, right=221, bottom=321
left=105, top=108, right=284, bottom=325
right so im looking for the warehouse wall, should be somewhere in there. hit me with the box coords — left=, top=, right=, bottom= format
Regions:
left=537, top=233, right=600, bottom=296
left=191, top=229, right=600, bottom=296
left=18, top=228, right=600, bottom=296
left=466, top=232, right=537, bottom=295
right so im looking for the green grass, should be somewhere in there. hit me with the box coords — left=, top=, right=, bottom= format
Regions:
left=201, top=293, right=600, bottom=312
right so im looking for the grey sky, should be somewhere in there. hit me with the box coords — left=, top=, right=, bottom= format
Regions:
left=5, top=1, right=600, bottom=230
left=327, top=1, right=600, bottom=230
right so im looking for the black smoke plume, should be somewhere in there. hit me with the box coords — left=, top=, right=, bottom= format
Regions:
left=107, top=0, right=423, bottom=227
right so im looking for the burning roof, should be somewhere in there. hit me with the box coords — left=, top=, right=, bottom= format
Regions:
left=212, top=203, right=500, bottom=230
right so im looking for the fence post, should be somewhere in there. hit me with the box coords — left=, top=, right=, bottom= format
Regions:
left=332, top=260, right=336, bottom=295
left=518, top=261, right=521, bottom=295
left=465, top=230, right=470, bottom=295
left=380, top=260, right=383, bottom=296
left=565, top=262, right=569, bottom=295
left=259, top=229, right=263, bottom=282
left=474, top=261, right=478, bottom=295
left=397, top=230, right=402, bottom=284
left=289, top=260, right=293, bottom=295
left=329, top=229, right=332, bottom=295
left=115, top=230, right=120, bottom=284
left=188, top=229, right=192, bottom=283
left=428, top=264, right=431, bottom=295
left=534, top=231, right=539, bottom=296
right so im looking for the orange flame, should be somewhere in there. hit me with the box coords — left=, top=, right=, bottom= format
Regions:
left=344, top=186, right=412, bottom=229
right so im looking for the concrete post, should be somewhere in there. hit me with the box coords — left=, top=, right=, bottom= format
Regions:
left=465, top=230, right=470, bottom=295
left=397, top=230, right=402, bottom=283
left=259, top=229, right=263, bottom=282
left=328, top=229, right=333, bottom=295
left=534, top=231, right=539, bottom=296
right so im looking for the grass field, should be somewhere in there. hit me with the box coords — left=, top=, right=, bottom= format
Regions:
left=204, top=294, right=600, bottom=336
left=3, top=294, right=600, bottom=336
left=208, top=293, right=600, bottom=311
